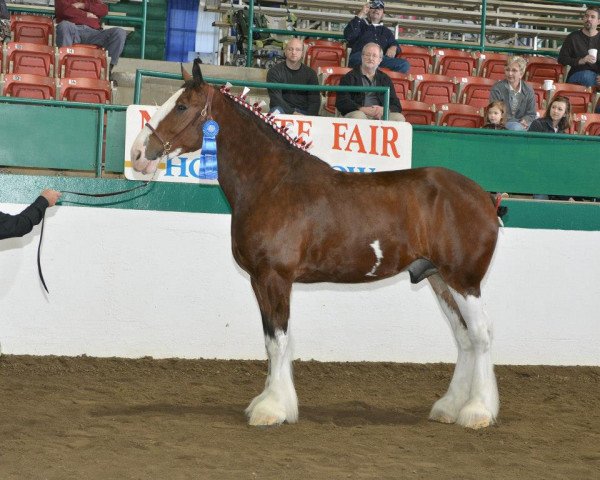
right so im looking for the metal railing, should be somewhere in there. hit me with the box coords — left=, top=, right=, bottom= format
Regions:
left=133, top=69, right=392, bottom=119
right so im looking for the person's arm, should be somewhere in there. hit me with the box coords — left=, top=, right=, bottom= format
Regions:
left=382, top=28, right=399, bottom=57
left=489, top=83, right=502, bottom=103
left=343, top=14, right=366, bottom=47
left=0, top=190, right=60, bottom=240
left=266, top=65, right=293, bottom=113
left=335, top=74, right=361, bottom=115
left=306, top=69, right=321, bottom=116
left=557, top=33, right=595, bottom=67
left=84, top=0, right=108, bottom=19
left=521, top=86, right=537, bottom=126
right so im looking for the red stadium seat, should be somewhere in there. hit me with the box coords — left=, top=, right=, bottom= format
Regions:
left=525, top=56, right=564, bottom=83
left=10, top=14, right=54, bottom=45
left=2, top=73, right=56, bottom=99
left=59, top=77, right=112, bottom=103
left=433, top=49, right=477, bottom=77
left=401, top=100, right=436, bottom=125
left=397, top=45, right=432, bottom=75
left=437, top=103, right=483, bottom=128
left=380, top=68, right=412, bottom=100
left=476, top=52, right=509, bottom=80
left=413, top=73, right=457, bottom=105
left=304, top=40, right=346, bottom=72
left=526, top=82, right=547, bottom=110
left=58, top=44, right=108, bottom=79
left=549, top=83, right=593, bottom=113
left=319, top=66, right=351, bottom=115
left=457, top=76, right=496, bottom=108
left=577, top=113, right=600, bottom=135
left=6, top=42, right=56, bottom=77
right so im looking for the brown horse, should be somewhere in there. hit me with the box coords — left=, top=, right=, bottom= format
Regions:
left=131, top=59, right=505, bottom=429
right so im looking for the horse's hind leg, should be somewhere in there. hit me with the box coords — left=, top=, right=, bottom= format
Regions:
left=450, top=288, right=499, bottom=429
left=428, top=274, right=475, bottom=424
left=245, top=272, right=298, bottom=426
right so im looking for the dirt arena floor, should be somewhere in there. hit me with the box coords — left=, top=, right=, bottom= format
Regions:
left=0, top=356, right=598, bottom=480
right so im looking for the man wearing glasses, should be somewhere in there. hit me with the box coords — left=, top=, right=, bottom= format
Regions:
left=336, top=43, right=405, bottom=121
left=344, top=1, right=409, bottom=73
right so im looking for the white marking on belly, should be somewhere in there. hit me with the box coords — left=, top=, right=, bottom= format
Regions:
left=366, top=240, right=383, bottom=277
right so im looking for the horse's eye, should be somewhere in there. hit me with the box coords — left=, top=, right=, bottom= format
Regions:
left=176, top=104, right=187, bottom=112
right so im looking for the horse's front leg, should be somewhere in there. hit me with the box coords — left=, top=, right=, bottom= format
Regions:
left=245, top=272, right=298, bottom=426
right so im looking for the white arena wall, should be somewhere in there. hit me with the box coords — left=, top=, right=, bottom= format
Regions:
left=0, top=204, right=598, bottom=366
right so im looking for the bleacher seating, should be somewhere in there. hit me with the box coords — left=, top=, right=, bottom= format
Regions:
left=433, top=49, right=477, bottom=77
left=458, top=76, right=496, bottom=108
left=10, top=14, right=54, bottom=45
left=413, top=73, right=457, bottom=104
left=397, top=45, right=432, bottom=75
left=58, top=45, right=109, bottom=80
left=59, top=77, right=112, bottom=104
left=525, top=56, right=564, bottom=83
left=577, top=113, right=600, bottom=135
left=379, top=69, right=412, bottom=100
left=527, top=82, right=547, bottom=110
left=2, top=73, right=56, bottom=99
left=319, top=66, right=351, bottom=115
left=437, top=103, right=484, bottom=128
left=304, top=40, right=346, bottom=72
left=6, top=42, right=55, bottom=77
left=401, top=100, right=436, bottom=125
left=476, top=52, right=509, bottom=79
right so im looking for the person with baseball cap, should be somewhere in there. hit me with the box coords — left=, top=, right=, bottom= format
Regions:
left=344, top=1, right=410, bottom=73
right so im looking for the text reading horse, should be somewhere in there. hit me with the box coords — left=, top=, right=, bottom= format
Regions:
left=131, top=60, right=505, bottom=430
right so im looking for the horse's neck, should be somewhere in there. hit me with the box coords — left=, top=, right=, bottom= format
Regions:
left=214, top=96, right=292, bottom=209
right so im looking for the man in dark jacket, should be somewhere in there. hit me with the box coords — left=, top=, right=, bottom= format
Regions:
left=344, top=1, right=409, bottom=73
left=0, top=0, right=10, bottom=41
left=0, top=190, right=61, bottom=240
left=558, top=7, right=600, bottom=87
left=336, top=43, right=404, bottom=121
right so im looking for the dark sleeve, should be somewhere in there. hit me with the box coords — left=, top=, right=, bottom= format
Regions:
left=343, top=16, right=365, bottom=48
left=0, top=196, right=49, bottom=240
left=489, top=83, right=502, bottom=102
left=382, top=27, right=399, bottom=56
left=0, top=0, right=9, bottom=20
left=527, top=119, right=543, bottom=132
left=306, top=68, right=321, bottom=116
left=335, top=74, right=361, bottom=116
left=266, top=65, right=293, bottom=113
left=557, top=33, right=580, bottom=67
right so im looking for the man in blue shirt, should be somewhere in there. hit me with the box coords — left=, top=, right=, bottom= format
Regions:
left=344, top=1, right=409, bottom=73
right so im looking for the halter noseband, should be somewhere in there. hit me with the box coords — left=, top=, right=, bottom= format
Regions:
left=145, top=86, right=214, bottom=157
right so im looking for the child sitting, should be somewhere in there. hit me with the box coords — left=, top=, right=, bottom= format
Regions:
left=482, top=101, right=508, bottom=130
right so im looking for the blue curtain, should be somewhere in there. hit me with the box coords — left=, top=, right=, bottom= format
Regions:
left=165, top=0, right=199, bottom=62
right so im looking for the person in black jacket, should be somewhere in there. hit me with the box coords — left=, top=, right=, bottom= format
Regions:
left=0, top=190, right=61, bottom=240
left=0, top=0, right=10, bottom=41
left=528, top=96, right=572, bottom=134
left=335, top=42, right=404, bottom=121
left=344, top=1, right=409, bottom=73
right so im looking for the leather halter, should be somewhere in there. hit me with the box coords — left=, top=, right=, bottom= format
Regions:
left=145, top=86, right=214, bottom=157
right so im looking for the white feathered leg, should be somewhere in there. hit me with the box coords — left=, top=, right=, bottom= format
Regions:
left=428, top=274, right=474, bottom=424
left=245, top=329, right=298, bottom=426
left=451, top=290, right=499, bottom=429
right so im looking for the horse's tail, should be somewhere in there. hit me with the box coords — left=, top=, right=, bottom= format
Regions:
left=490, top=193, right=508, bottom=226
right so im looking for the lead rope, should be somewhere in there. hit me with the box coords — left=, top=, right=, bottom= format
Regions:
left=37, top=181, right=151, bottom=294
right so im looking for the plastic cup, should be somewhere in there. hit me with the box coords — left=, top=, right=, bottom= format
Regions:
left=589, top=49, right=598, bottom=61
left=543, top=79, right=554, bottom=90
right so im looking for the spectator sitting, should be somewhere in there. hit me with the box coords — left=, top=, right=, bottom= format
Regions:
left=482, top=101, right=508, bottom=130
left=266, top=37, right=320, bottom=116
left=0, top=0, right=10, bottom=42
left=55, top=0, right=127, bottom=84
left=344, top=1, right=409, bottom=74
left=489, top=56, right=536, bottom=131
left=1, top=190, right=61, bottom=240
left=335, top=43, right=405, bottom=122
left=558, top=7, right=600, bottom=88
left=528, top=96, right=572, bottom=134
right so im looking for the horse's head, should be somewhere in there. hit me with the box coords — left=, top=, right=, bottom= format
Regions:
left=130, top=59, right=213, bottom=174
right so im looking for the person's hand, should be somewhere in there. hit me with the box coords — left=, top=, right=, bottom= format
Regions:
left=520, top=119, right=529, bottom=128
left=357, top=3, right=370, bottom=18
left=579, top=54, right=597, bottom=65
left=72, top=2, right=85, bottom=8
left=86, top=12, right=98, bottom=19
left=41, top=189, right=62, bottom=207
left=385, top=46, right=397, bottom=58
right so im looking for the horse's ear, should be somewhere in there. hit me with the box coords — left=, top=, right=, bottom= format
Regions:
left=192, top=58, right=204, bottom=82
left=181, top=63, right=192, bottom=82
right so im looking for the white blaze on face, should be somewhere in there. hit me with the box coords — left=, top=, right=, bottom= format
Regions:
left=366, top=239, right=383, bottom=277
left=130, top=88, right=185, bottom=173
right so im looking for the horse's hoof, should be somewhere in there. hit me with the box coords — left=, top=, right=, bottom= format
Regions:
left=456, top=401, right=494, bottom=429
left=429, top=396, right=461, bottom=424
left=429, top=411, right=456, bottom=424
left=246, top=407, right=286, bottom=427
